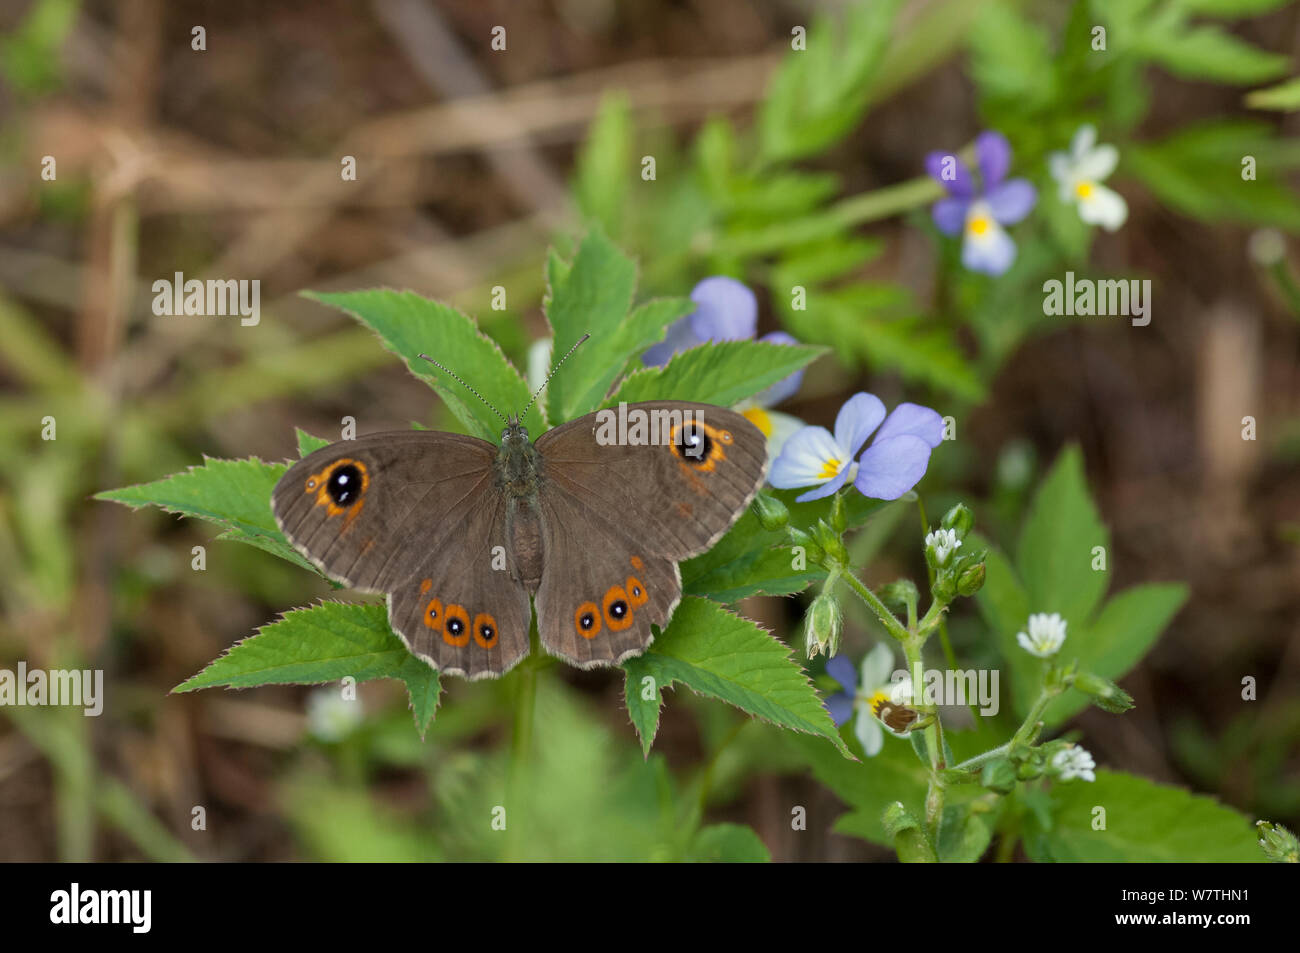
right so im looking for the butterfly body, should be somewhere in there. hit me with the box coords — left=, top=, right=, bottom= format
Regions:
left=272, top=401, right=766, bottom=679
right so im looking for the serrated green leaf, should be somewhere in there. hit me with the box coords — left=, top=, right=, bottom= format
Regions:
left=1016, top=446, right=1110, bottom=631
left=1135, top=24, right=1288, bottom=85
left=1024, top=769, right=1263, bottom=861
left=176, top=602, right=442, bottom=735
left=296, top=428, right=331, bottom=457
left=97, top=455, right=288, bottom=546
left=303, top=289, right=539, bottom=440
left=758, top=0, right=903, bottom=162
left=214, top=527, right=321, bottom=576
left=623, top=597, right=850, bottom=756
left=607, top=339, right=823, bottom=408
left=544, top=230, right=639, bottom=421
left=1043, top=582, right=1188, bottom=725
left=622, top=658, right=662, bottom=758
left=686, top=823, right=771, bottom=862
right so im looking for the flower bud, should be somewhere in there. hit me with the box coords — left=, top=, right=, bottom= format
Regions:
left=813, top=519, right=848, bottom=567
left=787, top=527, right=824, bottom=566
left=1073, top=670, right=1134, bottom=714
left=804, top=592, right=842, bottom=659
left=880, top=579, right=919, bottom=614
left=932, top=574, right=956, bottom=604
left=940, top=503, right=975, bottom=539
left=752, top=493, right=789, bottom=531
left=956, top=560, right=986, bottom=596
left=980, top=758, right=1017, bottom=794
left=1256, top=820, right=1299, bottom=863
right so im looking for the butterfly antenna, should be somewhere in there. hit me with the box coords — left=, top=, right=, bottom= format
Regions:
left=417, top=353, right=509, bottom=425
left=519, top=332, right=589, bottom=419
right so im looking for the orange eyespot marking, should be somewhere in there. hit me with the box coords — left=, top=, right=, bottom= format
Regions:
left=419, top=578, right=432, bottom=594
left=422, top=597, right=444, bottom=632
left=602, top=584, right=633, bottom=632
left=473, top=612, right=499, bottom=649
left=308, top=458, right=370, bottom=518
left=626, top=576, right=648, bottom=608
left=575, top=602, right=601, bottom=639
left=630, top=555, right=644, bottom=570
left=669, top=421, right=728, bottom=473
left=443, top=604, right=470, bottom=647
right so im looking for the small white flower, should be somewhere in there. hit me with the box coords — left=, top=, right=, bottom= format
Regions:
left=925, top=528, right=962, bottom=566
left=1017, top=612, right=1067, bottom=658
left=1052, top=744, right=1096, bottom=782
left=1049, top=125, right=1128, bottom=232
left=306, top=686, right=363, bottom=742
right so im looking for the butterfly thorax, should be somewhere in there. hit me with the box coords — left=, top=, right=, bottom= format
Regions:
left=495, top=418, right=545, bottom=591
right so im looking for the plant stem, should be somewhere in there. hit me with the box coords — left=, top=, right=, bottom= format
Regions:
left=838, top=569, right=910, bottom=642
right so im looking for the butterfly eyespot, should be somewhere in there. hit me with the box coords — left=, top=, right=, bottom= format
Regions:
left=575, top=601, right=601, bottom=639
left=719, top=430, right=733, bottom=444
left=443, top=604, right=470, bottom=647
left=305, top=478, right=318, bottom=492
left=326, top=463, right=363, bottom=506
left=422, top=597, right=444, bottom=631
left=626, top=575, right=648, bottom=608
left=602, top=585, right=633, bottom=631
left=473, top=612, right=499, bottom=649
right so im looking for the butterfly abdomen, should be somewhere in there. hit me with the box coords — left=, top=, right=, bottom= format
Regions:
left=505, top=498, right=544, bottom=592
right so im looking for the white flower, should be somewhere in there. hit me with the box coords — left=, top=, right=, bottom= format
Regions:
left=925, top=528, right=962, bottom=567
left=306, top=686, right=363, bottom=742
left=1052, top=744, right=1096, bottom=782
left=1049, top=125, right=1128, bottom=232
left=1017, top=612, right=1067, bottom=658
left=852, top=644, right=914, bottom=756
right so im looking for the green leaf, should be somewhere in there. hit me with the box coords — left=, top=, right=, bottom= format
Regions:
left=607, top=340, right=823, bottom=409
left=788, top=730, right=928, bottom=847
left=758, top=0, right=904, bottom=161
left=573, top=92, right=633, bottom=234
left=543, top=230, right=639, bottom=421
left=1134, top=25, right=1288, bottom=85
left=296, top=428, right=331, bottom=457
left=622, top=658, right=663, bottom=758
left=303, top=289, right=539, bottom=440
left=1044, top=582, right=1188, bottom=725
left=1024, top=769, right=1263, bottom=862
left=1016, top=446, right=1110, bottom=631
left=971, top=537, right=1039, bottom=717
left=622, top=597, right=850, bottom=757
left=175, top=602, right=442, bottom=737
left=686, top=823, right=771, bottom=862
left=1246, top=76, right=1300, bottom=111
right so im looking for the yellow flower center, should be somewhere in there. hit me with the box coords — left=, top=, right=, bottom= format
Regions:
left=742, top=406, right=773, bottom=438
left=817, top=457, right=842, bottom=480
left=1075, top=181, right=1094, bottom=199
left=967, top=215, right=990, bottom=236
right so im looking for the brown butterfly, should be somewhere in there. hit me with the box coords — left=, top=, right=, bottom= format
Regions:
left=271, top=344, right=767, bottom=679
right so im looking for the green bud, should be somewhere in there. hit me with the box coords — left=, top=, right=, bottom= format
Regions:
left=1073, top=670, right=1135, bottom=714
left=1256, top=820, right=1300, bottom=863
left=813, top=518, right=849, bottom=567
left=787, top=528, right=824, bottom=566
left=883, top=801, right=935, bottom=863
left=980, top=758, right=1017, bottom=794
left=1016, top=758, right=1044, bottom=781
left=880, top=579, right=919, bottom=614
left=804, top=592, right=842, bottom=659
left=752, top=493, right=789, bottom=531
left=940, top=503, right=975, bottom=539
left=956, top=561, right=986, bottom=597
left=932, top=574, right=956, bottom=604
left=830, top=490, right=847, bottom=533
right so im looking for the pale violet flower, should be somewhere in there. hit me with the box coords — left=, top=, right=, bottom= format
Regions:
left=925, top=528, right=962, bottom=567
left=1049, top=125, right=1127, bottom=232
left=824, top=644, right=913, bottom=757
left=1017, top=612, right=1068, bottom=658
left=1052, top=744, right=1097, bottom=782
left=643, top=276, right=805, bottom=459
left=926, top=131, right=1037, bottom=276
left=769, top=393, right=944, bottom=502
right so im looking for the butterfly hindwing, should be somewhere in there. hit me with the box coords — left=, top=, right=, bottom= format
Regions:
left=532, top=400, right=767, bottom=666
